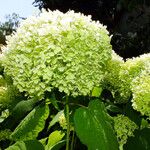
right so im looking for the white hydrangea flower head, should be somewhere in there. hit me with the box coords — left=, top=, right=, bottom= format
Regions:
left=2, top=10, right=112, bottom=99
left=131, top=64, right=150, bottom=117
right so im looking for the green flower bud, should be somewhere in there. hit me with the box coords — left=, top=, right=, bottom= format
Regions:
left=113, top=115, right=138, bottom=148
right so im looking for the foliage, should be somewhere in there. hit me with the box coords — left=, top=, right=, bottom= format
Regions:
left=124, top=128, right=150, bottom=150
left=0, top=13, right=20, bottom=46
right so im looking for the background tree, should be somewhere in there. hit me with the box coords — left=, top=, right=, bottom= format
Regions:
left=0, top=13, right=20, bottom=51
left=33, top=0, right=150, bottom=59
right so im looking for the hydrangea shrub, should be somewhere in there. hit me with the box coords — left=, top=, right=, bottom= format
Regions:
left=2, top=10, right=112, bottom=99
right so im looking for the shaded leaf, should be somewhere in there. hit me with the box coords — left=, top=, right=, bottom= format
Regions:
left=48, top=110, right=64, bottom=130
left=106, top=104, right=122, bottom=113
left=5, top=140, right=44, bottom=150
left=0, top=98, right=37, bottom=130
left=124, top=102, right=141, bottom=126
left=51, top=140, right=66, bottom=150
left=49, top=93, right=60, bottom=110
left=124, top=128, right=150, bottom=150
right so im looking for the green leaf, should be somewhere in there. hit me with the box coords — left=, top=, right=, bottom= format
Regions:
left=39, top=137, right=47, bottom=147
left=124, top=102, right=141, bottom=126
left=106, top=104, right=122, bottom=113
left=124, top=128, right=150, bottom=150
left=74, top=99, right=119, bottom=150
left=0, top=98, right=37, bottom=130
left=51, top=140, right=66, bottom=150
left=49, top=93, right=60, bottom=110
left=5, top=140, right=44, bottom=150
left=92, top=87, right=102, bottom=97
left=10, top=104, right=49, bottom=141
left=48, top=110, right=64, bottom=130
left=45, top=130, right=65, bottom=150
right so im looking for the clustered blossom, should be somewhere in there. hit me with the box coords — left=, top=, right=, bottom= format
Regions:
left=103, top=51, right=125, bottom=103
left=2, top=10, right=112, bottom=99
left=104, top=52, right=150, bottom=104
left=131, top=64, right=150, bottom=118
left=113, top=115, right=138, bottom=147
left=119, top=53, right=150, bottom=100
left=58, top=113, right=67, bottom=129
left=0, top=75, right=20, bottom=109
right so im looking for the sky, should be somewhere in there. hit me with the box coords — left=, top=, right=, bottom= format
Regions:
left=0, top=0, right=38, bottom=22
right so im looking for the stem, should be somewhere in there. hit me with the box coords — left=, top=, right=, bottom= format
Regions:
left=66, top=96, right=70, bottom=150
left=119, top=144, right=123, bottom=150
left=71, top=131, right=75, bottom=150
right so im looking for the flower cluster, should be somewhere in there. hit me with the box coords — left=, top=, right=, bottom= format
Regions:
left=58, top=112, right=67, bottom=129
left=113, top=115, right=138, bottom=147
left=0, top=75, right=21, bottom=109
left=104, top=53, right=150, bottom=103
left=2, top=10, right=112, bottom=99
left=119, top=53, right=150, bottom=101
left=103, top=51, right=125, bottom=103
left=131, top=64, right=150, bottom=117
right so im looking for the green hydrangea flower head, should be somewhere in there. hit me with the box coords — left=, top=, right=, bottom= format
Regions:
left=114, top=53, right=150, bottom=103
left=113, top=115, right=138, bottom=148
left=2, top=10, right=112, bottom=99
left=0, top=75, right=21, bottom=109
left=131, top=64, right=150, bottom=118
left=58, top=112, right=67, bottom=129
left=103, top=50, right=126, bottom=103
